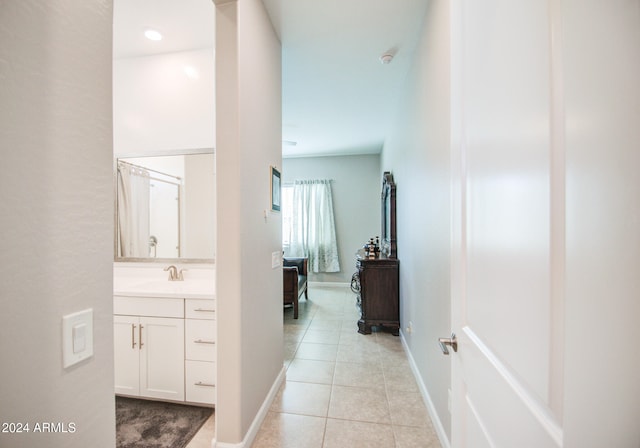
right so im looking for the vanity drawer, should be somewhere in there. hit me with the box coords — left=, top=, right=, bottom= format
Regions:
left=114, top=296, right=184, bottom=318
left=185, top=319, right=217, bottom=362
left=185, top=360, right=216, bottom=405
left=185, top=299, right=216, bottom=320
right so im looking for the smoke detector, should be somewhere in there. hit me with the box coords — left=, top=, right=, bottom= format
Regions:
left=379, top=52, right=394, bottom=64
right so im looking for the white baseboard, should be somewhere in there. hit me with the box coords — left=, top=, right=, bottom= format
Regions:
left=214, top=366, right=286, bottom=448
left=400, top=330, right=452, bottom=448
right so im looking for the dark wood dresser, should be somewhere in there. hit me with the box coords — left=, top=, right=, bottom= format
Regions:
left=353, top=250, right=400, bottom=335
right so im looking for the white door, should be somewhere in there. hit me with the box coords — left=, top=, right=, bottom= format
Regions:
left=449, top=0, right=563, bottom=446
left=139, top=317, right=185, bottom=401
left=559, top=1, right=640, bottom=446
left=449, top=1, right=640, bottom=447
left=114, top=315, right=140, bottom=396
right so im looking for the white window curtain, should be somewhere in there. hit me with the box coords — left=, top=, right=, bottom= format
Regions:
left=117, top=162, right=151, bottom=258
left=286, top=179, right=340, bottom=273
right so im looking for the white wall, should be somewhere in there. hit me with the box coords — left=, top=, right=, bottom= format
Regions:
left=185, top=154, right=216, bottom=259
left=562, top=1, right=640, bottom=446
left=113, top=47, right=215, bottom=155
left=381, top=0, right=452, bottom=440
left=282, top=154, right=381, bottom=283
left=0, top=1, right=115, bottom=447
left=215, top=0, right=283, bottom=444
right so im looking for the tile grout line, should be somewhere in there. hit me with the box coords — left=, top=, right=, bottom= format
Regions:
left=312, top=291, right=331, bottom=448
left=269, top=286, right=435, bottom=448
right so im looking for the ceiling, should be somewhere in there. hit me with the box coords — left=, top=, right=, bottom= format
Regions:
left=113, top=0, right=429, bottom=158
left=262, top=0, right=428, bottom=158
left=113, top=0, right=215, bottom=59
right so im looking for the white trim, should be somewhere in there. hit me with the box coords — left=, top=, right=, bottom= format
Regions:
left=115, top=147, right=215, bottom=159
left=463, top=327, right=563, bottom=446
left=400, top=329, right=452, bottom=448
left=214, top=366, right=286, bottom=448
left=465, top=395, right=498, bottom=448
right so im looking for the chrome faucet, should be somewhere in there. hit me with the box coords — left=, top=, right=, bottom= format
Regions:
left=164, top=265, right=184, bottom=282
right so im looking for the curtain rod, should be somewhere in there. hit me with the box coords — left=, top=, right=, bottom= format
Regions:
left=117, top=159, right=182, bottom=181
left=282, top=179, right=335, bottom=187
left=287, top=179, right=334, bottom=183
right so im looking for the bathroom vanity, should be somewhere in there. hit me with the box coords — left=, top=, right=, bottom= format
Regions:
left=113, top=266, right=216, bottom=406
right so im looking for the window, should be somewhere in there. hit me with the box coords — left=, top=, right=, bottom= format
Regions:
left=282, top=180, right=340, bottom=273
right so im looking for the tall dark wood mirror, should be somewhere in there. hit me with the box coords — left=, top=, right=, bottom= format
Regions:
left=381, top=171, right=397, bottom=258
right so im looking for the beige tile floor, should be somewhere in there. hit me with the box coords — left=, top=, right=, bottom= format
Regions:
left=185, top=284, right=442, bottom=448
left=251, top=284, right=442, bottom=448
left=186, top=413, right=215, bottom=448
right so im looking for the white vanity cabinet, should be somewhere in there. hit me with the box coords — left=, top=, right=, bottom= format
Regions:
left=113, top=295, right=216, bottom=406
left=113, top=297, right=185, bottom=402
left=185, top=299, right=217, bottom=405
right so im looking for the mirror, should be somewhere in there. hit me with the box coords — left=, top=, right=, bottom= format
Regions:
left=115, top=151, right=215, bottom=262
left=381, top=171, right=396, bottom=258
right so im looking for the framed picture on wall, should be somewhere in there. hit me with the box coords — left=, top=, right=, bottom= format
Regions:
left=271, top=166, right=281, bottom=212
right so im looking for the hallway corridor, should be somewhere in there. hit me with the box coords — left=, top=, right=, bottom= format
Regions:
left=252, top=285, right=442, bottom=448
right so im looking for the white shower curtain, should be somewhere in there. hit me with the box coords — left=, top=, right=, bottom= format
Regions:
left=117, top=162, right=151, bottom=258
left=287, top=179, right=340, bottom=273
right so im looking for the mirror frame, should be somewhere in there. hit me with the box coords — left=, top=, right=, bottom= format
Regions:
left=381, top=171, right=397, bottom=259
left=113, top=148, right=215, bottom=264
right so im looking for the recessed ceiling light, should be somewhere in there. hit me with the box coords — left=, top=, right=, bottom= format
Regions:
left=144, top=29, right=162, bottom=41
left=183, top=66, right=199, bottom=79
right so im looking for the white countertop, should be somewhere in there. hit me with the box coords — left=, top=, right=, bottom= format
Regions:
left=114, top=279, right=215, bottom=299
left=113, top=265, right=215, bottom=299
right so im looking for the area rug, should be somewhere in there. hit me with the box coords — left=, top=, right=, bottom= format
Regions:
left=116, top=397, right=213, bottom=448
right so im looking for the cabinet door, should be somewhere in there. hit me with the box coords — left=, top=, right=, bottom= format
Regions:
left=185, top=360, right=216, bottom=405
left=114, top=315, right=140, bottom=396
left=360, top=263, right=399, bottom=321
left=139, top=317, right=185, bottom=401
left=185, top=299, right=216, bottom=320
left=185, top=319, right=217, bottom=362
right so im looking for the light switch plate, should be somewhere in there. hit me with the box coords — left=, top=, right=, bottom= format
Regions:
left=73, top=323, right=86, bottom=353
left=62, top=308, right=93, bottom=368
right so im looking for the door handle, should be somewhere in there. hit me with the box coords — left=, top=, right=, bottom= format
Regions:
left=131, top=324, right=137, bottom=349
left=438, top=333, right=458, bottom=355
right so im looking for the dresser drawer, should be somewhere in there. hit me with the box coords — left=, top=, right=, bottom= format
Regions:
left=185, top=360, right=216, bottom=405
left=185, top=319, right=216, bottom=362
left=185, top=299, right=216, bottom=320
left=114, top=296, right=184, bottom=318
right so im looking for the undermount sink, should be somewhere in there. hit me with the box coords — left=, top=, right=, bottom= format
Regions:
left=114, top=278, right=215, bottom=299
